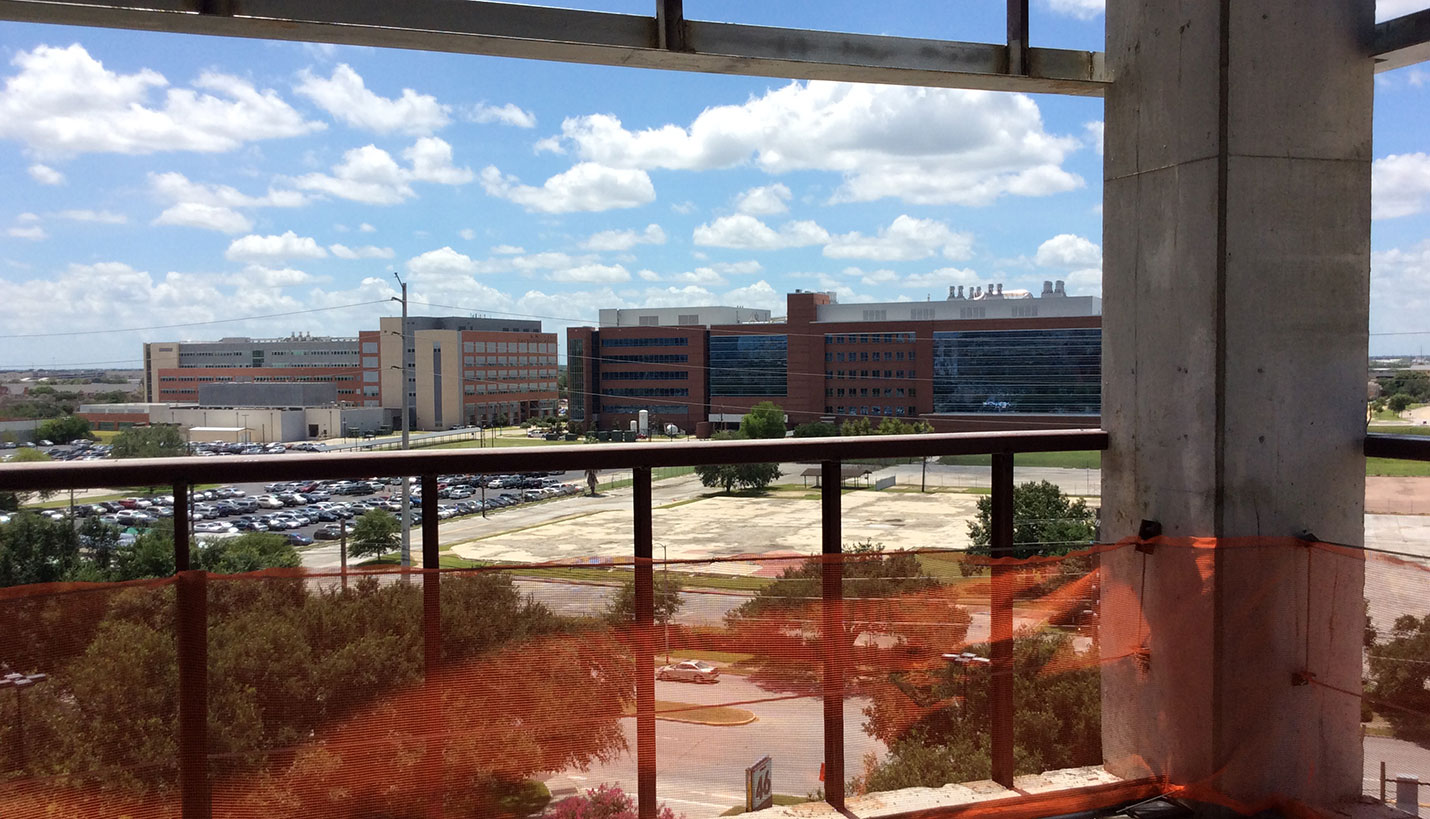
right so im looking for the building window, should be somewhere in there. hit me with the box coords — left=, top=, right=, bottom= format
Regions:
left=677, top=314, right=699, bottom=325
left=930, top=328, right=1100, bottom=414
left=639, top=316, right=659, bottom=326
left=709, top=334, right=788, bottom=397
left=862, top=309, right=887, bottom=321
left=911, top=307, right=934, bottom=321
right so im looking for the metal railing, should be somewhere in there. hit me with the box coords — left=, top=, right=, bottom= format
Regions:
left=0, top=428, right=1109, bottom=819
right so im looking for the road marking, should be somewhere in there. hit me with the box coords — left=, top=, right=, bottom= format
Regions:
left=657, top=797, right=734, bottom=809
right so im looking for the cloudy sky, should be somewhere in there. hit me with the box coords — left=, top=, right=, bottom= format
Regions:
left=1, top=0, right=1428, bottom=367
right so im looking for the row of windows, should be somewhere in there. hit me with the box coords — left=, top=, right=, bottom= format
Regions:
left=832, top=405, right=916, bottom=417
left=599, top=404, right=689, bottom=414
left=601, top=371, right=689, bottom=381
left=824, top=332, right=916, bottom=345
left=931, top=329, right=1101, bottom=414
left=828, top=369, right=914, bottom=380
left=462, top=341, right=557, bottom=354
left=461, top=356, right=557, bottom=367
left=605, top=387, right=690, bottom=397
left=462, top=369, right=557, bottom=380
left=602, top=354, right=690, bottom=364
left=827, top=387, right=917, bottom=398
left=827, top=350, right=916, bottom=363
left=569, top=338, right=586, bottom=421
left=464, top=382, right=557, bottom=395
left=602, top=337, right=690, bottom=348
left=709, top=335, right=787, bottom=397
left=159, top=374, right=355, bottom=382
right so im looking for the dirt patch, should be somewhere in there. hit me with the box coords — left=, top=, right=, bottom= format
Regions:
left=1367, top=477, right=1430, bottom=515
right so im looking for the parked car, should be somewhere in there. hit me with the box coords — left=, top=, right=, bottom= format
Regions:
left=286, top=533, right=313, bottom=547
left=657, top=660, right=720, bottom=684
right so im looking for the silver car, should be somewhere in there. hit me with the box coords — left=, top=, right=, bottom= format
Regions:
left=657, top=660, right=720, bottom=683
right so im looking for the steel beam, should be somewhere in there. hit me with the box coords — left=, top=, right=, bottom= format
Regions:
left=0, top=429, right=1109, bottom=493
left=989, top=452, right=1015, bottom=788
left=633, top=467, right=656, bottom=819
left=0, top=0, right=1107, bottom=95
left=1007, top=0, right=1029, bottom=76
left=1373, top=8, right=1430, bottom=73
left=820, top=460, right=845, bottom=810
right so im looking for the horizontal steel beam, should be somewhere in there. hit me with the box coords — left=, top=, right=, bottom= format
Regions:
left=1365, top=433, right=1430, bottom=461
left=0, top=429, right=1109, bottom=492
left=0, top=0, right=1107, bottom=95
left=1373, top=8, right=1430, bottom=73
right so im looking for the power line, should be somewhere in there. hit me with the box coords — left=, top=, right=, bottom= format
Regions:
left=0, top=300, right=393, bottom=340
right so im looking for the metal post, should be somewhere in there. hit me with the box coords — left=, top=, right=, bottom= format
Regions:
left=1006, top=0, right=1029, bottom=75
left=656, top=0, right=685, bottom=51
left=989, top=453, right=1015, bottom=788
left=420, top=473, right=443, bottom=819
left=821, top=460, right=845, bottom=809
left=339, top=521, right=348, bottom=591
left=173, top=479, right=210, bottom=819
left=393, top=272, right=412, bottom=570
left=633, top=466, right=656, bottom=819
left=1381, top=760, right=1388, bottom=804
left=13, top=685, right=25, bottom=770
left=661, top=541, right=670, bottom=664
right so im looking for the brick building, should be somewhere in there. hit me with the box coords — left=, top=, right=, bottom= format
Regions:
left=569, top=284, right=1101, bottom=433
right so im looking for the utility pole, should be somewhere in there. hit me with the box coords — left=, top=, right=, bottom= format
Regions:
left=392, top=272, right=412, bottom=570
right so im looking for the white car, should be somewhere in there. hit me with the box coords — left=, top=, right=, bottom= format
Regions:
left=657, top=660, right=720, bottom=684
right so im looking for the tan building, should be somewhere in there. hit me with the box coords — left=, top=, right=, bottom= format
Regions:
left=371, top=316, right=558, bottom=429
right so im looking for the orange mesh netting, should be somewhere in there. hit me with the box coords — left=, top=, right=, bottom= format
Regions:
left=0, top=539, right=1421, bottom=819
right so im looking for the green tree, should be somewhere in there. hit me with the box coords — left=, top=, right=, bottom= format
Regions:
left=195, top=533, right=301, bottom=574
left=0, top=511, right=84, bottom=586
left=725, top=541, right=963, bottom=668
left=111, top=424, right=186, bottom=459
left=1388, top=393, right=1414, bottom=413
left=1368, top=613, right=1430, bottom=738
left=739, top=401, right=787, bottom=439
left=349, top=509, right=400, bottom=558
left=876, top=417, right=934, bottom=435
left=36, top=415, right=92, bottom=443
left=605, top=572, right=684, bottom=626
left=852, top=628, right=1100, bottom=793
left=841, top=417, right=874, bottom=436
left=793, top=421, right=839, bottom=438
left=4, top=447, right=55, bottom=505
left=966, top=480, right=1097, bottom=560
left=1383, top=371, right=1430, bottom=402
left=694, top=430, right=781, bottom=493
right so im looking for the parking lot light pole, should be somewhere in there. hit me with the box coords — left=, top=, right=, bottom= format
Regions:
left=391, top=271, right=411, bottom=570
left=1, top=671, right=49, bottom=771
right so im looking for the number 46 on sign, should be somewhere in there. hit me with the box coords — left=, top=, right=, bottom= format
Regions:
left=745, top=755, right=773, bottom=812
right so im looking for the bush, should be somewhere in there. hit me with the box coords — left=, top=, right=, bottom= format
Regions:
left=550, top=784, right=679, bottom=819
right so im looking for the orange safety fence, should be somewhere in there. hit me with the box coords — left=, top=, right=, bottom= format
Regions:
left=0, top=540, right=1425, bottom=819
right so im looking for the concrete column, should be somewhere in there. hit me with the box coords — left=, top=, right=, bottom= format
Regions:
left=1100, top=0, right=1372, bottom=807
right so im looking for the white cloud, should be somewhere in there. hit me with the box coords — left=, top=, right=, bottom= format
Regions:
left=549, top=263, right=631, bottom=284
left=329, top=243, right=395, bottom=260
left=551, top=81, right=1082, bottom=206
left=1378, top=1, right=1429, bottom=22
left=480, top=162, right=654, bottom=213
left=459, top=228, right=477, bottom=241
left=1373, top=153, right=1430, bottom=219
left=1373, top=241, right=1430, bottom=343
left=1044, top=0, right=1104, bottom=20
left=225, top=231, right=329, bottom=263
left=466, top=102, right=537, bottom=128
left=0, top=44, right=321, bottom=157
left=294, top=137, right=472, bottom=204
left=823, top=215, right=974, bottom=262
left=56, top=209, right=127, bottom=224
left=492, top=244, right=525, bottom=255
left=6, top=225, right=45, bottom=240
left=27, top=164, right=63, bottom=185
left=149, top=171, right=306, bottom=233
left=359, top=222, right=376, bottom=233
left=582, top=223, right=666, bottom=252
left=154, top=203, right=252, bottom=234
left=669, top=267, right=731, bottom=288
left=734, top=183, right=792, bottom=215
left=638, top=269, right=663, bottom=282
left=407, top=246, right=480, bottom=277
left=692, top=214, right=829, bottom=250
left=903, top=267, right=981, bottom=290
left=1084, top=121, right=1104, bottom=157
left=670, top=201, right=697, bottom=215
left=1064, top=267, right=1103, bottom=297
left=295, top=63, right=449, bottom=135
left=237, top=264, right=312, bottom=288
left=720, top=280, right=783, bottom=312
left=1035, top=233, right=1102, bottom=268
left=709, top=260, right=763, bottom=275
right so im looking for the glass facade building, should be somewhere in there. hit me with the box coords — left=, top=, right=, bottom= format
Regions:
left=709, top=335, right=788, bottom=397
left=931, top=328, right=1101, bottom=414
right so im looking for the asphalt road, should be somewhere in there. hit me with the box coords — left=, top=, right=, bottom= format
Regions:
left=542, top=673, right=885, bottom=816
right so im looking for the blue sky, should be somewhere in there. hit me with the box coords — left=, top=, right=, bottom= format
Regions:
left=0, top=1, right=1427, bottom=367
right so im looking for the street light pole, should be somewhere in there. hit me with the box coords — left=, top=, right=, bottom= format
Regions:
left=1, top=672, right=48, bottom=771
left=392, top=272, right=412, bottom=570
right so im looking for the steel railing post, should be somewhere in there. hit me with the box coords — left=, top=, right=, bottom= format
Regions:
left=173, top=482, right=210, bottom=819
left=420, top=473, right=443, bottom=818
left=990, top=453, right=1015, bottom=788
left=821, top=460, right=845, bottom=809
left=633, top=466, right=656, bottom=819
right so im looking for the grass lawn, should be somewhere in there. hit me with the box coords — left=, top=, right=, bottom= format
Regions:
left=1366, top=458, right=1430, bottom=477
left=937, top=450, right=1103, bottom=469
left=433, top=556, right=774, bottom=592
left=1368, top=425, right=1430, bottom=436
left=25, top=483, right=222, bottom=509
left=624, top=700, right=757, bottom=726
